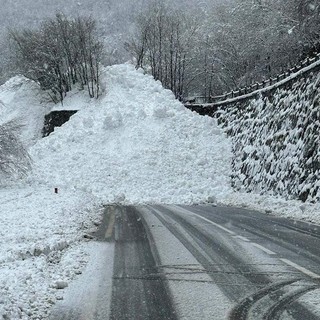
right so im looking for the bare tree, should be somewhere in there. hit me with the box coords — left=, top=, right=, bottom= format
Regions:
left=127, top=2, right=199, bottom=100
left=0, top=119, right=31, bottom=178
left=9, top=14, right=103, bottom=103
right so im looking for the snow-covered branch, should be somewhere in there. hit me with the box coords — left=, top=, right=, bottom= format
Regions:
left=0, top=119, right=31, bottom=179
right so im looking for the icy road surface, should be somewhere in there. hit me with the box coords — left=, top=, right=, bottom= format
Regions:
left=50, top=205, right=320, bottom=320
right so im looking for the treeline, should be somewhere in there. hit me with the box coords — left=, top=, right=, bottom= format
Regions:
left=128, top=0, right=320, bottom=99
left=10, top=14, right=103, bottom=102
left=126, top=4, right=198, bottom=100
left=4, top=1, right=320, bottom=101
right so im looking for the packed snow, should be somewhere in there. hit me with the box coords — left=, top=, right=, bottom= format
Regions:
left=0, top=63, right=319, bottom=318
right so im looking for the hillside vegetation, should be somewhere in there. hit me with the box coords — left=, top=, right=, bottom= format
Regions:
left=1, top=0, right=319, bottom=99
left=218, top=71, right=320, bottom=203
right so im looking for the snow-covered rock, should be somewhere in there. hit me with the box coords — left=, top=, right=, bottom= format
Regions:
left=218, top=72, right=320, bottom=203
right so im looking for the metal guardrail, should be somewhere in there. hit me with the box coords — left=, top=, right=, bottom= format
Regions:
left=185, top=52, right=320, bottom=107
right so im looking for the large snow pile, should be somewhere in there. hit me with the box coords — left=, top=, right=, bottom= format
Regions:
left=28, top=64, right=232, bottom=204
left=0, top=64, right=231, bottom=319
left=218, top=73, right=320, bottom=202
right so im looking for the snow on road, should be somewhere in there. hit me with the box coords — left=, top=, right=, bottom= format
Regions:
left=49, top=242, right=114, bottom=320
left=139, top=206, right=232, bottom=319
left=0, top=63, right=319, bottom=319
left=0, top=64, right=231, bottom=318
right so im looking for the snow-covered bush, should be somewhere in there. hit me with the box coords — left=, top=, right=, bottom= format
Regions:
left=0, top=119, right=31, bottom=179
left=218, top=73, right=320, bottom=203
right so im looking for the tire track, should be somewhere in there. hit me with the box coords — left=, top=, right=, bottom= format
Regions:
left=109, top=206, right=177, bottom=320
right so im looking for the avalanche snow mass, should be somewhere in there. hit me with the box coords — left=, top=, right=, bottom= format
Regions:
left=29, top=64, right=232, bottom=204
left=0, top=64, right=232, bottom=319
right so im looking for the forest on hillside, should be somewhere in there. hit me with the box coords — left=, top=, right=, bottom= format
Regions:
left=0, top=0, right=319, bottom=98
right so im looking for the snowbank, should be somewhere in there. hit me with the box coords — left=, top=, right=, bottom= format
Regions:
left=0, top=186, right=102, bottom=319
left=29, top=64, right=232, bottom=204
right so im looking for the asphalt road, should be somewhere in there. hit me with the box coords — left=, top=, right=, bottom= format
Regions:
left=145, top=204, right=320, bottom=320
left=108, top=206, right=177, bottom=320
left=51, top=204, right=320, bottom=319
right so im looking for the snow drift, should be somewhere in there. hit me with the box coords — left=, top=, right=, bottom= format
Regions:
left=29, top=64, right=232, bottom=204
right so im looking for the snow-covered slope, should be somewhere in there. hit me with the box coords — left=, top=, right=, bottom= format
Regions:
left=29, top=64, right=232, bottom=204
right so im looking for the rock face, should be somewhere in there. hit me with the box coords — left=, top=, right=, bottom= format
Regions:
left=42, top=110, right=78, bottom=137
left=218, top=73, right=320, bottom=203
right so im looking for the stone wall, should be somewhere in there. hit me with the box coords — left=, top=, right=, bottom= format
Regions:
left=42, top=110, right=78, bottom=137
left=217, top=73, right=320, bottom=202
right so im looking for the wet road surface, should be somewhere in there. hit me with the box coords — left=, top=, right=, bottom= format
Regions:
left=50, top=204, right=320, bottom=320
left=109, top=206, right=177, bottom=320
